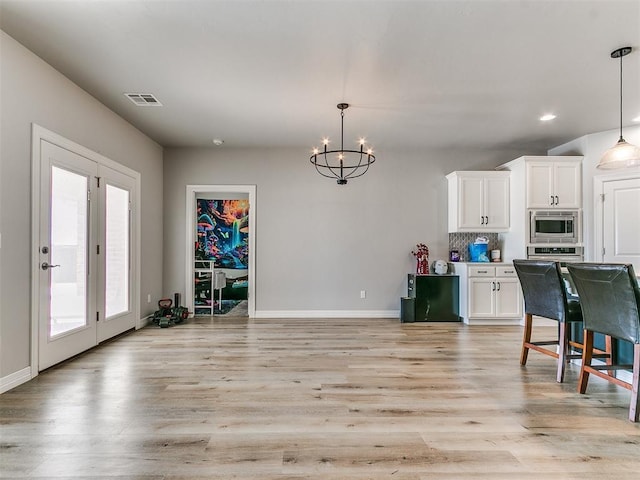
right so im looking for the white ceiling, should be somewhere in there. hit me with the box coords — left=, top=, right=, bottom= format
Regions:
left=1, top=0, right=639, bottom=156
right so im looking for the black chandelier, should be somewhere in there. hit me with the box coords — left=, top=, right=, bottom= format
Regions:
left=310, top=103, right=375, bottom=185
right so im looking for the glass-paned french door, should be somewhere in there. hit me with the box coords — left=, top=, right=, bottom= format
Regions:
left=38, top=140, right=136, bottom=369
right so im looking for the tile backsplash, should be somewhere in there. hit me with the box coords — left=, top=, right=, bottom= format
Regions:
left=448, top=232, right=500, bottom=262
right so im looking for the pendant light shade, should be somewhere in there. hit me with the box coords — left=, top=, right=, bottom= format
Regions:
left=598, top=138, right=640, bottom=169
left=597, top=47, right=640, bottom=169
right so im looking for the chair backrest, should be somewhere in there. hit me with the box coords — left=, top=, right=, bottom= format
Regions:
left=566, top=263, right=640, bottom=344
left=513, top=259, right=569, bottom=322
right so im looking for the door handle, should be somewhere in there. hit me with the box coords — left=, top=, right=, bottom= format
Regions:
left=41, top=262, right=60, bottom=271
left=481, top=216, right=485, bottom=225
left=497, top=282, right=501, bottom=291
left=555, top=195, right=559, bottom=205
left=550, top=195, right=554, bottom=206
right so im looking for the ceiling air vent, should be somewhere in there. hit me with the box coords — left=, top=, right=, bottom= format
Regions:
left=125, top=93, right=163, bottom=107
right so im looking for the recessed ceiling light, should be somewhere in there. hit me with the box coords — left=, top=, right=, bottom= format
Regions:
left=212, top=139, right=224, bottom=146
left=540, top=114, right=557, bottom=121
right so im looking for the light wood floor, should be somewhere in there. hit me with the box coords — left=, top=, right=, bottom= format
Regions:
left=1, top=317, right=639, bottom=479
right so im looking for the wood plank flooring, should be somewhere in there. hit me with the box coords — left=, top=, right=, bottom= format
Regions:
left=1, top=317, right=639, bottom=479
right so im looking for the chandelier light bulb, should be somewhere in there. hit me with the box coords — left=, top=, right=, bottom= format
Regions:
left=322, top=138, right=330, bottom=145
left=359, top=137, right=366, bottom=145
left=312, top=147, right=319, bottom=155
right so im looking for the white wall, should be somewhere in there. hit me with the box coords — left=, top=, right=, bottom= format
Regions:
left=163, top=145, right=528, bottom=315
left=0, top=31, right=164, bottom=380
left=549, top=124, right=640, bottom=260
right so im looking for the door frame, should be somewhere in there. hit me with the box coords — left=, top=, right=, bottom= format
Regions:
left=185, top=185, right=256, bottom=317
left=30, top=124, right=141, bottom=377
left=593, top=170, right=640, bottom=262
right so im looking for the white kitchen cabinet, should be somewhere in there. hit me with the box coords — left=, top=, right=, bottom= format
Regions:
left=446, top=171, right=510, bottom=232
left=450, top=263, right=522, bottom=324
left=526, top=160, right=581, bottom=209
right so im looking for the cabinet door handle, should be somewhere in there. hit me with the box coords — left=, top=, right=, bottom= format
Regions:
left=550, top=195, right=554, bottom=206
left=497, top=282, right=501, bottom=291
left=480, top=215, right=485, bottom=225
left=555, top=195, right=559, bottom=205
left=492, top=281, right=496, bottom=291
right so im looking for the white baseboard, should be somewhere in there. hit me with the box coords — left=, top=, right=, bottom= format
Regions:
left=136, top=314, right=153, bottom=329
left=0, top=367, right=32, bottom=394
left=464, top=318, right=523, bottom=326
left=531, top=316, right=558, bottom=327
left=255, top=309, right=399, bottom=319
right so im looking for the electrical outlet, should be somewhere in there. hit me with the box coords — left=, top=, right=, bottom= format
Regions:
left=147, top=294, right=151, bottom=304
left=360, top=290, right=366, bottom=299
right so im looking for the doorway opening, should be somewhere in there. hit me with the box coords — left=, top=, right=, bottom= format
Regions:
left=185, top=185, right=256, bottom=318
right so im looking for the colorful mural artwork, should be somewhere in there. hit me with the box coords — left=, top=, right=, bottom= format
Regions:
left=196, top=199, right=249, bottom=269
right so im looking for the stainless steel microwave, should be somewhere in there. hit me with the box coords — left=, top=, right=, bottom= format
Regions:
left=530, top=210, right=580, bottom=244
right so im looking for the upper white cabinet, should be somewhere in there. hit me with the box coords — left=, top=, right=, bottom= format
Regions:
left=446, top=171, right=510, bottom=232
left=526, top=159, right=582, bottom=209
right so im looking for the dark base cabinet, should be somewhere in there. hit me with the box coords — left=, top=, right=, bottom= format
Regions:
left=407, top=274, right=461, bottom=322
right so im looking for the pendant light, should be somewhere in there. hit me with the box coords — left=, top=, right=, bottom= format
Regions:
left=597, top=47, right=640, bottom=169
left=310, top=103, right=375, bottom=185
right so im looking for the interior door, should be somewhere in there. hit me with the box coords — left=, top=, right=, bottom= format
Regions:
left=96, top=166, right=136, bottom=342
left=39, top=141, right=98, bottom=370
left=602, top=177, right=640, bottom=271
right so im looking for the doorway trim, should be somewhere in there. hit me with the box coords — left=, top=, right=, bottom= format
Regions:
left=185, top=185, right=256, bottom=317
left=593, top=170, right=640, bottom=263
left=30, top=124, right=141, bottom=378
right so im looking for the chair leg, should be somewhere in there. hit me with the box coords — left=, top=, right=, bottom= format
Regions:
left=579, top=329, right=594, bottom=394
left=629, top=344, right=640, bottom=423
left=605, top=335, right=615, bottom=377
left=556, top=322, right=568, bottom=383
left=521, top=313, right=533, bottom=365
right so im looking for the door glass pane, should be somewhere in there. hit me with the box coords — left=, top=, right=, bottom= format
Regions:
left=105, top=184, right=129, bottom=318
left=50, top=166, right=88, bottom=337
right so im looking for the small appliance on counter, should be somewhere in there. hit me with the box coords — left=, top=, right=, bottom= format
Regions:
left=433, top=260, right=449, bottom=275
left=491, top=249, right=501, bottom=262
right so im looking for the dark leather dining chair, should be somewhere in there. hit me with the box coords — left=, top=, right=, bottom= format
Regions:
left=513, top=259, right=585, bottom=383
left=566, top=263, right=640, bottom=422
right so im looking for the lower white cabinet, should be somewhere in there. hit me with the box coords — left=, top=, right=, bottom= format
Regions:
left=450, top=263, right=523, bottom=324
